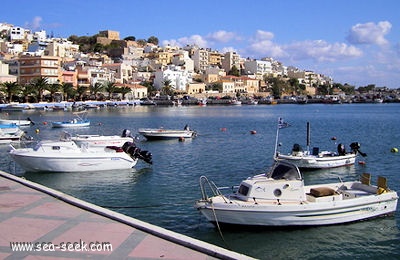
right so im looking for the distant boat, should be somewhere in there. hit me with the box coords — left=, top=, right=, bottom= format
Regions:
left=273, top=119, right=366, bottom=169
left=138, top=125, right=197, bottom=140
left=62, top=129, right=135, bottom=147
left=0, top=117, right=33, bottom=126
left=51, top=110, right=90, bottom=128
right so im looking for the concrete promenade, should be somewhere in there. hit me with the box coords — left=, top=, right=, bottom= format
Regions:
left=0, top=170, right=254, bottom=260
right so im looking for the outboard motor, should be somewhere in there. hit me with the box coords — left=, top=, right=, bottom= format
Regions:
left=349, top=142, right=367, bottom=157
left=122, top=142, right=152, bottom=164
left=337, top=143, right=346, bottom=155
left=121, top=129, right=132, bottom=138
left=292, top=144, right=302, bottom=152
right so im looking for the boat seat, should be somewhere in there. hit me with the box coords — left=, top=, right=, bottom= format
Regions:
left=377, top=176, right=388, bottom=194
left=360, top=173, right=371, bottom=185
left=309, top=187, right=336, bottom=197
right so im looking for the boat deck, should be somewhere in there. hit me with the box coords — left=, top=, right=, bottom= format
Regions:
left=0, top=171, right=253, bottom=260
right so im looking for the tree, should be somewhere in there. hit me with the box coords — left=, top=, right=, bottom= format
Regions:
left=21, top=84, right=37, bottom=103
left=124, top=36, right=136, bottom=41
left=61, top=82, right=74, bottom=101
left=76, top=85, right=88, bottom=101
left=228, top=65, right=240, bottom=76
left=30, top=77, right=49, bottom=102
left=117, top=86, right=131, bottom=100
left=89, top=82, right=104, bottom=100
left=147, top=36, right=159, bottom=45
left=47, top=82, right=62, bottom=102
left=161, top=79, right=174, bottom=96
left=0, top=81, right=21, bottom=103
left=104, top=81, right=117, bottom=99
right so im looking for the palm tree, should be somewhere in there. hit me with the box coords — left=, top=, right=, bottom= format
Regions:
left=161, top=79, right=174, bottom=96
left=47, top=82, right=62, bottom=102
left=30, top=77, right=49, bottom=102
left=89, top=82, right=104, bottom=100
left=104, top=81, right=117, bottom=99
left=21, top=84, right=37, bottom=103
left=76, top=85, right=88, bottom=101
left=0, top=81, right=21, bottom=103
left=118, top=86, right=131, bottom=100
left=61, top=82, right=74, bottom=101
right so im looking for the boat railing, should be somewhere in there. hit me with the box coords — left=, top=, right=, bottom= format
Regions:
left=199, top=176, right=230, bottom=203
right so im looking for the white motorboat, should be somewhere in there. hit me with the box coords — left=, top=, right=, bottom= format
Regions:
left=61, top=129, right=135, bottom=147
left=0, top=117, right=33, bottom=126
left=195, top=161, right=398, bottom=227
left=9, top=140, right=152, bottom=173
left=138, top=125, right=197, bottom=140
left=274, top=120, right=366, bottom=169
left=0, top=129, right=28, bottom=144
left=51, top=110, right=90, bottom=128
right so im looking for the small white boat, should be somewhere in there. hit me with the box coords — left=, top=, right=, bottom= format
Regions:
left=274, top=120, right=365, bottom=169
left=138, top=125, right=197, bottom=140
left=0, top=123, right=21, bottom=134
left=195, top=161, right=398, bottom=227
left=0, top=117, right=33, bottom=126
left=9, top=140, right=152, bottom=173
left=51, top=110, right=90, bottom=128
left=0, top=129, right=28, bottom=144
left=62, top=129, right=135, bottom=147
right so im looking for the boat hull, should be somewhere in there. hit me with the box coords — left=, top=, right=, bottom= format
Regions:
left=275, top=153, right=356, bottom=169
left=138, top=128, right=196, bottom=140
left=51, top=121, right=90, bottom=128
left=71, top=135, right=134, bottom=147
left=196, top=192, right=398, bottom=226
left=9, top=148, right=137, bottom=173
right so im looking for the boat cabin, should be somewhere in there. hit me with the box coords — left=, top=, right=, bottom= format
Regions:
left=234, top=162, right=307, bottom=202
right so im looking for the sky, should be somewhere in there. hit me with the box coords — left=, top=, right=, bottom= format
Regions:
left=2, top=0, right=400, bottom=88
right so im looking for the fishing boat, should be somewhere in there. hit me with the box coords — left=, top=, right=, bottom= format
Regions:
left=61, top=129, right=135, bottom=147
left=9, top=140, right=152, bottom=173
left=51, top=110, right=90, bottom=128
left=138, top=125, right=197, bottom=140
left=195, top=161, right=398, bottom=227
left=273, top=119, right=365, bottom=169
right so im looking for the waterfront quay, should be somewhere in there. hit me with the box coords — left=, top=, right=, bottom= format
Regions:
left=0, top=170, right=253, bottom=260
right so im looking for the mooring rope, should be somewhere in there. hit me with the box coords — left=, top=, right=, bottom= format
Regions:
left=211, top=198, right=230, bottom=249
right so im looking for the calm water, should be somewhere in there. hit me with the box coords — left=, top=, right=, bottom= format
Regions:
left=2, top=103, right=400, bottom=259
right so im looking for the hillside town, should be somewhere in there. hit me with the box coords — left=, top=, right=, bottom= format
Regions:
left=0, top=22, right=399, bottom=105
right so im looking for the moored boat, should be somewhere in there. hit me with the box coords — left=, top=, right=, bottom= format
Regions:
left=62, top=129, right=135, bottom=147
left=138, top=125, right=197, bottom=140
left=195, top=161, right=398, bottom=227
left=9, top=139, right=152, bottom=173
left=274, top=119, right=365, bottom=169
left=51, top=110, right=90, bottom=128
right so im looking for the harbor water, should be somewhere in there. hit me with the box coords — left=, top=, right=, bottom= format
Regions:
left=1, top=103, right=399, bottom=259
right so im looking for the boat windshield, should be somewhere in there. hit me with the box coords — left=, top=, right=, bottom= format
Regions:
left=268, top=162, right=302, bottom=180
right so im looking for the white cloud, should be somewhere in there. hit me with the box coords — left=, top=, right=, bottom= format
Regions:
left=245, top=30, right=286, bottom=58
left=24, top=16, right=43, bottom=31
left=346, top=21, right=391, bottom=45
left=206, top=30, right=237, bottom=43
left=284, top=40, right=363, bottom=62
left=162, top=34, right=208, bottom=48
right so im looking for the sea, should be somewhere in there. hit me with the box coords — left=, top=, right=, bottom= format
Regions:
left=1, top=103, right=399, bottom=259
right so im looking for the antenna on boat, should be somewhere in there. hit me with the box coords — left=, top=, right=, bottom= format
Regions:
left=273, top=118, right=281, bottom=160
left=306, top=122, right=311, bottom=154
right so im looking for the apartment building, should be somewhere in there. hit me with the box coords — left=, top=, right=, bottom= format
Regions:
left=18, top=55, right=62, bottom=85
left=193, top=48, right=209, bottom=72
left=153, top=65, right=192, bottom=91
left=243, top=59, right=272, bottom=79
left=221, top=51, right=241, bottom=73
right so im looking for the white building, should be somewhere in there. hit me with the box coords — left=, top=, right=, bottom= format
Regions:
left=243, top=59, right=272, bottom=78
left=9, top=27, right=26, bottom=41
left=153, top=65, right=192, bottom=91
